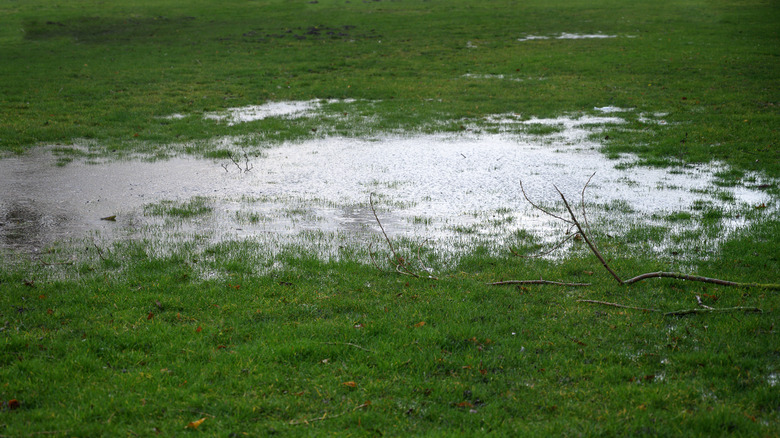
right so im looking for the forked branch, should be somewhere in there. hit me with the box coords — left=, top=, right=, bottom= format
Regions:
left=518, top=176, right=779, bottom=290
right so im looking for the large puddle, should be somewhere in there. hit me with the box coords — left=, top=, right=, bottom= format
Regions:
left=0, top=109, right=775, bottom=261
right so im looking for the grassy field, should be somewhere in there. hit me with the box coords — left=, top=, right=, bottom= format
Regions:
left=1, top=0, right=779, bottom=436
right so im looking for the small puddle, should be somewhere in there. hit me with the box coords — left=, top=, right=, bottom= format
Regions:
left=517, top=33, right=624, bottom=41
left=0, top=112, right=774, bottom=260
left=203, top=99, right=354, bottom=125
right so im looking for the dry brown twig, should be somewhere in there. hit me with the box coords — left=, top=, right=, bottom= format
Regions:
left=369, top=194, right=438, bottom=280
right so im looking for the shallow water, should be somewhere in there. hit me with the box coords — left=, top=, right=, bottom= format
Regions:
left=0, top=113, right=773, bottom=258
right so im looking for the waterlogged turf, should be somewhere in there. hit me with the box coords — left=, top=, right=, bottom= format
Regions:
left=1, top=0, right=778, bottom=436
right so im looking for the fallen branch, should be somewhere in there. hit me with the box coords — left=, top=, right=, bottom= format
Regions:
left=576, top=299, right=660, bottom=313
left=490, top=280, right=591, bottom=287
left=665, top=307, right=762, bottom=317
left=516, top=175, right=779, bottom=290
left=624, top=272, right=780, bottom=289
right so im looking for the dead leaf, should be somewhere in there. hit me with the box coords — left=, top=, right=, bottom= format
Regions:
left=196, top=326, right=202, bottom=333
left=8, top=399, right=20, bottom=410
left=414, top=321, right=426, bottom=328
left=342, top=381, right=357, bottom=387
left=147, top=312, right=154, bottom=320
left=100, top=215, right=117, bottom=221
left=456, top=401, right=473, bottom=408
left=185, top=417, right=206, bottom=429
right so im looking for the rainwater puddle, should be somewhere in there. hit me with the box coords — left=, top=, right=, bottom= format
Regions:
left=517, top=33, right=623, bottom=41
left=203, top=99, right=354, bottom=125
left=0, top=113, right=774, bottom=260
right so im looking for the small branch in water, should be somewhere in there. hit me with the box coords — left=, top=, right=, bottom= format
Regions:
left=576, top=299, right=660, bottom=313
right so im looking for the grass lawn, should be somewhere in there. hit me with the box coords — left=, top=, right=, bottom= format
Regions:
left=1, top=0, right=778, bottom=436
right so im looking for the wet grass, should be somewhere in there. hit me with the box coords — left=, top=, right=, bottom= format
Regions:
left=1, top=0, right=779, bottom=436
left=2, top=230, right=778, bottom=436
left=0, top=0, right=776, bottom=177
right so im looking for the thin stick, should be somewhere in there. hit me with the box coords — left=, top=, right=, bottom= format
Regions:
left=580, top=171, right=596, bottom=236
left=519, top=180, right=573, bottom=224
left=554, top=185, right=624, bottom=284
left=490, top=280, right=591, bottom=286
left=665, top=307, right=762, bottom=317
left=367, top=242, right=391, bottom=274
left=623, top=272, right=780, bottom=289
left=228, top=152, right=243, bottom=172
left=321, top=342, right=375, bottom=353
left=289, top=401, right=371, bottom=425
left=576, top=299, right=660, bottom=313
left=415, top=239, right=438, bottom=280
left=369, top=194, right=400, bottom=263
left=695, top=295, right=714, bottom=310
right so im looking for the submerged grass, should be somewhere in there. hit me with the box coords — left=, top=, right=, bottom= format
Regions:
left=1, top=0, right=779, bottom=435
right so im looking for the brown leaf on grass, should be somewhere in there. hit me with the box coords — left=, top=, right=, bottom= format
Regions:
left=342, top=381, right=357, bottom=387
left=147, top=312, right=154, bottom=320
left=413, top=321, right=426, bottom=328
left=8, top=399, right=20, bottom=410
left=185, top=417, right=206, bottom=429
left=196, top=326, right=202, bottom=333
left=456, top=401, right=473, bottom=408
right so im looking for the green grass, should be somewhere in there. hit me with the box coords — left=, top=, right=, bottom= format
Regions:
left=1, top=0, right=779, bottom=436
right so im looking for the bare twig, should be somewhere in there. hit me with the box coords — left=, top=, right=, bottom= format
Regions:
left=576, top=299, right=660, bottom=313
left=623, top=272, right=780, bottom=289
left=368, top=194, right=436, bottom=279
left=369, top=194, right=400, bottom=262
left=519, top=180, right=573, bottom=224
left=243, top=151, right=253, bottom=172
left=695, top=295, right=714, bottom=310
left=490, top=280, right=591, bottom=287
left=665, top=307, right=762, bottom=317
left=580, top=171, right=596, bottom=236
left=228, top=152, right=243, bottom=172
left=321, top=342, right=375, bottom=353
left=289, top=401, right=371, bottom=425
left=553, top=185, right=624, bottom=284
